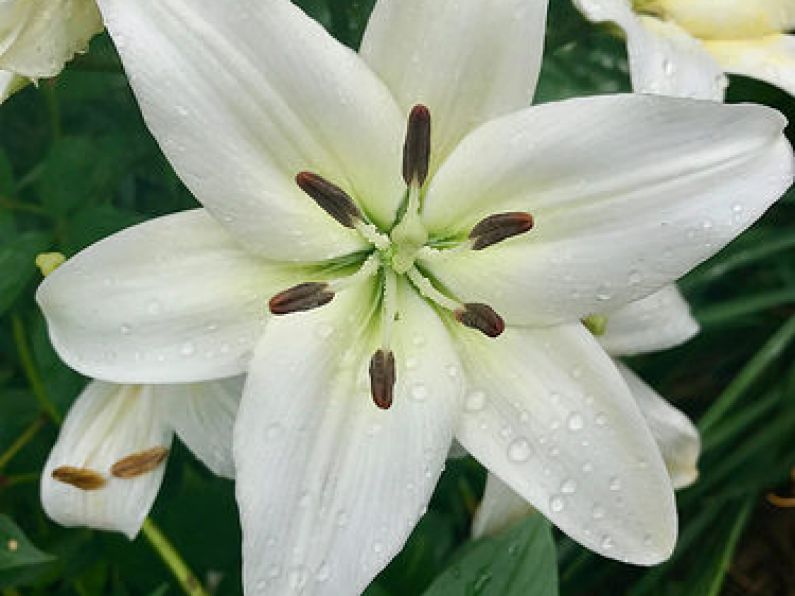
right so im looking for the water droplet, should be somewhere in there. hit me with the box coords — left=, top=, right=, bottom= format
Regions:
left=507, top=438, right=533, bottom=463
left=595, top=412, right=608, bottom=426
left=180, top=342, right=196, bottom=357
left=147, top=299, right=162, bottom=315
left=446, top=365, right=459, bottom=378
left=600, top=535, right=614, bottom=549
left=373, top=542, right=384, bottom=554
left=609, top=476, right=622, bottom=491
left=592, top=504, right=606, bottom=519
left=465, top=391, right=486, bottom=412
left=571, top=366, right=583, bottom=380
left=267, top=565, right=281, bottom=579
left=567, top=412, right=584, bottom=431
left=595, top=284, right=612, bottom=301
left=628, top=270, right=643, bottom=286
left=120, top=324, right=132, bottom=336
left=582, top=461, right=594, bottom=473
left=405, top=356, right=418, bottom=370
left=411, top=383, right=428, bottom=401
left=412, top=335, right=427, bottom=347
left=298, top=491, right=311, bottom=508
left=560, top=478, right=578, bottom=494
left=550, top=496, right=565, bottom=513
left=315, top=563, right=331, bottom=583
left=288, top=566, right=308, bottom=590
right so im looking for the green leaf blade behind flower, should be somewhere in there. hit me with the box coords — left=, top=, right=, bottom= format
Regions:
left=0, top=515, right=56, bottom=570
left=423, top=513, right=558, bottom=596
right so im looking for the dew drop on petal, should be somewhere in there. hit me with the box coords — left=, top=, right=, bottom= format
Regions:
left=560, top=478, right=578, bottom=494
left=609, top=476, right=622, bottom=491
left=180, top=342, right=196, bottom=357
left=549, top=496, right=565, bottom=513
left=592, top=504, right=606, bottom=519
left=507, top=438, right=533, bottom=463
left=567, top=412, right=584, bottom=431
left=411, top=383, right=428, bottom=402
left=465, top=391, right=486, bottom=412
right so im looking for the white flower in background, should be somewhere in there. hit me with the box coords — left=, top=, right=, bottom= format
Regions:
left=574, top=0, right=795, bottom=100
left=35, top=0, right=794, bottom=593
left=0, top=0, right=103, bottom=102
left=474, top=285, right=701, bottom=538
left=41, top=378, right=241, bottom=539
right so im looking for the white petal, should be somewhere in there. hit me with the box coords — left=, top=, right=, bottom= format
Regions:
left=97, top=0, right=405, bottom=258
left=454, top=323, right=676, bottom=564
left=599, top=285, right=699, bottom=357
left=573, top=0, right=726, bottom=99
left=360, top=0, right=548, bottom=174
left=654, top=0, right=795, bottom=39
left=618, top=364, right=700, bottom=490
left=0, top=69, right=29, bottom=102
left=421, top=95, right=794, bottom=326
left=41, top=382, right=172, bottom=539
left=0, top=0, right=102, bottom=78
left=472, top=474, right=534, bottom=539
left=37, top=210, right=302, bottom=384
left=162, top=377, right=243, bottom=479
left=705, top=35, right=795, bottom=98
left=234, top=281, right=461, bottom=595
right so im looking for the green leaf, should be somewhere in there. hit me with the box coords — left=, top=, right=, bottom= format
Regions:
left=0, top=515, right=55, bottom=570
left=424, top=513, right=558, bottom=596
left=0, top=231, right=50, bottom=316
left=0, top=148, right=14, bottom=195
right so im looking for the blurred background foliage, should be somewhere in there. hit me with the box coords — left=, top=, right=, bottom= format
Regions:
left=1, top=0, right=794, bottom=594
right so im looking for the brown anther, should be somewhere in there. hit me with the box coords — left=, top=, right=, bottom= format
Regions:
left=296, top=171, right=362, bottom=228
left=111, top=446, right=170, bottom=479
left=52, top=466, right=107, bottom=491
left=455, top=303, right=505, bottom=338
left=369, top=349, right=396, bottom=410
left=469, top=212, right=534, bottom=250
left=269, top=282, right=335, bottom=315
left=403, top=105, right=431, bottom=186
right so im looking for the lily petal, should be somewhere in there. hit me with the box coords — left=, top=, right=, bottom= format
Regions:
left=704, top=35, right=795, bottom=98
left=234, top=281, right=460, bottom=595
left=599, top=285, right=699, bottom=357
left=97, top=0, right=405, bottom=256
left=573, top=0, right=726, bottom=99
left=41, top=382, right=172, bottom=539
left=360, top=0, right=548, bottom=175
left=37, top=210, right=301, bottom=384
left=421, top=95, right=794, bottom=326
left=163, top=377, right=243, bottom=479
left=472, top=474, right=534, bottom=539
left=0, top=0, right=102, bottom=79
left=652, top=0, right=795, bottom=39
left=618, top=364, right=700, bottom=490
left=454, top=322, right=676, bottom=564
left=0, top=69, right=29, bottom=103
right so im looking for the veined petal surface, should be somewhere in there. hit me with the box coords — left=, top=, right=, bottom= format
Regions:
left=41, top=382, right=172, bottom=539
left=574, top=0, right=726, bottom=99
left=97, top=0, right=406, bottom=256
left=599, top=285, right=699, bottom=357
left=455, top=323, right=676, bottom=564
left=705, top=35, right=795, bottom=98
left=37, top=210, right=302, bottom=384
left=421, top=95, right=794, bottom=326
left=618, top=364, right=700, bottom=490
left=234, top=282, right=461, bottom=595
left=0, top=0, right=102, bottom=78
left=163, top=377, right=243, bottom=479
left=0, top=69, right=28, bottom=102
left=360, top=0, right=548, bottom=175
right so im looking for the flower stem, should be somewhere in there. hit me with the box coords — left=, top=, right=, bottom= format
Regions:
left=141, top=519, right=208, bottom=596
left=11, top=314, right=62, bottom=424
left=0, top=416, right=46, bottom=470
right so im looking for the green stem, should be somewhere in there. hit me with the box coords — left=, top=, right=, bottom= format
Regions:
left=142, top=519, right=208, bottom=596
left=0, top=416, right=46, bottom=470
left=698, top=314, right=795, bottom=433
left=1, top=472, right=41, bottom=488
left=41, top=81, right=62, bottom=141
left=11, top=314, right=61, bottom=424
left=0, top=196, right=50, bottom=217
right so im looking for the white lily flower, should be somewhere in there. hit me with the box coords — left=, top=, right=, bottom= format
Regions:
left=0, top=0, right=103, bottom=102
left=475, top=285, right=702, bottom=539
left=42, top=377, right=240, bottom=539
left=574, top=0, right=795, bottom=100
left=36, top=0, right=794, bottom=592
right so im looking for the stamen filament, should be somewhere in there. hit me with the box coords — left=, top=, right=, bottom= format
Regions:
left=406, top=267, right=461, bottom=312
left=328, top=252, right=382, bottom=292
left=380, top=268, right=398, bottom=350
left=354, top=221, right=390, bottom=250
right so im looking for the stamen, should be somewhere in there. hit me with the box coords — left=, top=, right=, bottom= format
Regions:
left=328, top=253, right=382, bottom=292
left=469, top=212, right=534, bottom=250
left=111, top=446, right=170, bottom=479
left=269, top=282, right=335, bottom=315
left=296, top=171, right=362, bottom=228
left=403, top=105, right=431, bottom=187
left=369, top=349, right=396, bottom=409
left=52, top=466, right=106, bottom=491
left=406, top=268, right=461, bottom=312
left=455, top=303, right=506, bottom=338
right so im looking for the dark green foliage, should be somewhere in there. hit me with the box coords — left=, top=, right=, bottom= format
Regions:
left=0, top=1, right=793, bottom=594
